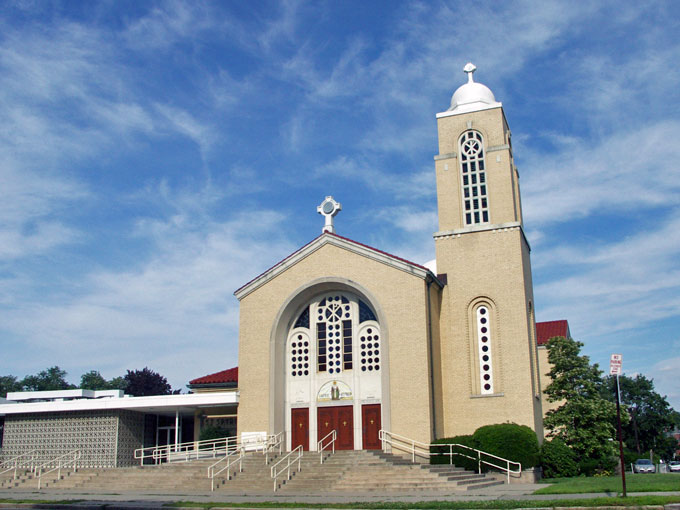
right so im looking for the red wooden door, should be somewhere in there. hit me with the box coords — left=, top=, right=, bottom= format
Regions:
left=291, top=408, right=309, bottom=450
left=362, top=404, right=381, bottom=449
left=317, top=406, right=354, bottom=450
left=336, top=406, right=354, bottom=450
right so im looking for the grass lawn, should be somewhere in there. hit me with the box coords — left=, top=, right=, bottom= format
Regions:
left=167, top=496, right=680, bottom=508
left=535, top=473, right=680, bottom=494
left=3, top=496, right=680, bottom=509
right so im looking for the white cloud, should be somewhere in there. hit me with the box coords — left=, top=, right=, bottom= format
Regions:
left=534, top=213, right=680, bottom=337
left=522, top=121, right=680, bottom=226
left=0, top=189, right=296, bottom=389
left=315, top=156, right=435, bottom=200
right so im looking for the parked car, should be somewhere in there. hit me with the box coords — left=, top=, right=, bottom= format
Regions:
left=633, top=459, right=656, bottom=473
left=669, top=461, right=680, bottom=473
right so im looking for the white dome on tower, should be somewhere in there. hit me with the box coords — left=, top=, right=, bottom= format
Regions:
left=446, top=63, right=501, bottom=115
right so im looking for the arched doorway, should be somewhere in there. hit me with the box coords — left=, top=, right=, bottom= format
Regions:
left=269, top=279, right=390, bottom=451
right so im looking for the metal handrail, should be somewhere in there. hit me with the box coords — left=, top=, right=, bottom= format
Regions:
left=0, top=450, right=40, bottom=480
left=134, top=435, right=240, bottom=465
left=35, top=450, right=81, bottom=489
left=207, top=448, right=245, bottom=491
left=270, top=445, right=302, bottom=491
left=379, top=429, right=521, bottom=484
left=264, top=431, right=284, bottom=465
left=317, top=429, right=336, bottom=464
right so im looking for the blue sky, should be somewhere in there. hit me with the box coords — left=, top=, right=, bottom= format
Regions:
left=1, top=1, right=679, bottom=410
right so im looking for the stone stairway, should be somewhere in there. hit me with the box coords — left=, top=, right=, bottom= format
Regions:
left=300, top=450, right=503, bottom=492
left=1, top=467, right=86, bottom=490
left=1, top=450, right=504, bottom=493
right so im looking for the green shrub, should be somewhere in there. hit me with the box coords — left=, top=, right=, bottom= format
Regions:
left=540, top=438, right=578, bottom=478
left=430, top=435, right=477, bottom=471
left=473, top=423, right=540, bottom=470
left=578, top=455, right=617, bottom=476
left=198, top=424, right=230, bottom=442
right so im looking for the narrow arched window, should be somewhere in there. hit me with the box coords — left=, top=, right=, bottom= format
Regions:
left=459, top=131, right=489, bottom=225
left=476, top=304, right=494, bottom=394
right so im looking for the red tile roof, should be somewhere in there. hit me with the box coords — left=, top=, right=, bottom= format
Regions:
left=189, top=367, right=238, bottom=385
left=536, top=320, right=570, bottom=345
left=234, top=232, right=434, bottom=295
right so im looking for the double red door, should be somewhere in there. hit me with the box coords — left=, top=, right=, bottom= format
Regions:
left=317, top=406, right=354, bottom=450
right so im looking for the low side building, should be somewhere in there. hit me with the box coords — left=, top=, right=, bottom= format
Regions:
left=0, top=389, right=238, bottom=467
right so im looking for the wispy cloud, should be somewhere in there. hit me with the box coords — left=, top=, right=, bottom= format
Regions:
left=521, top=121, right=680, bottom=226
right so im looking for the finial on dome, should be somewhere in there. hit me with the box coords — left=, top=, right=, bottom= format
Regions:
left=442, top=62, right=500, bottom=115
left=463, top=62, right=477, bottom=83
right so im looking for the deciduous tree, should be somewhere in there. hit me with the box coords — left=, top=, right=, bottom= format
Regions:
left=124, top=367, right=174, bottom=396
left=601, top=374, right=677, bottom=458
left=0, top=375, right=22, bottom=398
left=544, top=336, right=617, bottom=467
left=21, top=366, right=75, bottom=391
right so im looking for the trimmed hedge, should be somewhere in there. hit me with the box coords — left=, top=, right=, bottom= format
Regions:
left=540, top=438, right=578, bottom=478
left=474, top=423, right=540, bottom=470
left=430, top=423, right=540, bottom=472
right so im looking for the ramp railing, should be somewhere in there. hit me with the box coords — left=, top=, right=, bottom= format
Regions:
left=270, top=445, right=302, bottom=491
left=317, top=429, right=336, bottom=464
left=379, top=429, right=521, bottom=483
left=0, top=450, right=40, bottom=480
left=35, top=450, right=81, bottom=489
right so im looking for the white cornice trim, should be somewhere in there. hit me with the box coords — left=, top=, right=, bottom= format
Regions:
left=0, top=392, right=239, bottom=415
left=433, top=222, right=532, bottom=251
left=234, top=234, right=438, bottom=300
left=436, top=104, right=502, bottom=119
left=434, top=152, right=457, bottom=161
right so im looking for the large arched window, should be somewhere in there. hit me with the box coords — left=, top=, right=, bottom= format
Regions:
left=288, top=292, right=381, bottom=378
left=459, top=130, right=489, bottom=226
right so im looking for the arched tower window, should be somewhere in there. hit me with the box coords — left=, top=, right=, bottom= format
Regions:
left=459, top=130, right=489, bottom=225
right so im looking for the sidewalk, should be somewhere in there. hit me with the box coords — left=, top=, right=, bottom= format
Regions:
left=1, top=484, right=680, bottom=508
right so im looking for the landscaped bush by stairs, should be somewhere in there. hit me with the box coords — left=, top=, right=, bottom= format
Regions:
left=473, top=423, right=540, bottom=470
left=540, top=438, right=579, bottom=478
left=430, top=423, right=540, bottom=472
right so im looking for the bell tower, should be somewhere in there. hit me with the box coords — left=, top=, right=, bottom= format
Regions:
left=433, top=64, right=543, bottom=439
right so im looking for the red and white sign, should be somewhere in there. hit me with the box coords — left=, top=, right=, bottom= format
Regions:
left=610, top=353, right=623, bottom=375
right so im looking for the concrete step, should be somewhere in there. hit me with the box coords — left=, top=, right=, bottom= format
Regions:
left=28, top=449, right=506, bottom=493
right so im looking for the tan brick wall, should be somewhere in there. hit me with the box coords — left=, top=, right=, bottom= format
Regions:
left=237, top=241, right=435, bottom=445
left=435, top=229, right=540, bottom=437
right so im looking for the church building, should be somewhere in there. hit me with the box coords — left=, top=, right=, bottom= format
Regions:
left=234, top=64, right=544, bottom=452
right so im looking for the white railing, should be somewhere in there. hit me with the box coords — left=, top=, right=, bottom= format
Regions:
left=134, top=435, right=240, bottom=465
left=317, top=429, right=336, bottom=464
left=206, top=432, right=283, bottom=491
left=264, top=432, right=284, bottom=465
left=270, top=445, right=302, bottom=491
left=379, top=429, right=521, bottom=484
left=208, top=448, right=245, bottom=491
left=35, top=450, right=81, bottom=489
left=0, top=450, right=40, bottom=480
